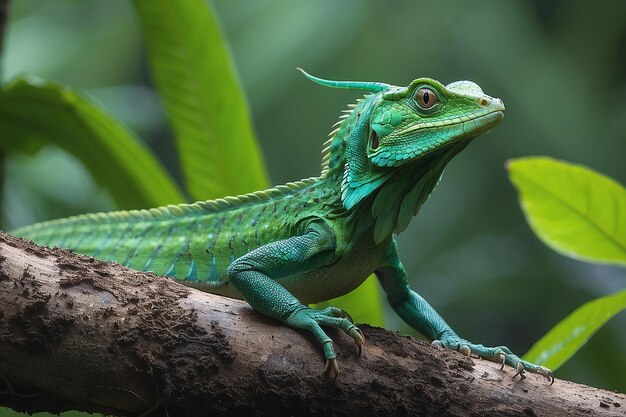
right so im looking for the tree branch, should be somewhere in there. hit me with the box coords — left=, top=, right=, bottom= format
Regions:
left=0, top=231, right=624, bottom=416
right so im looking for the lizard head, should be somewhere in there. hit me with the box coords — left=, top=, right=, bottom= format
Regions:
left=299, top=69, right=504, bottom=170
left=367, top=78, right=505, bottom=167
left=300, top=69, right=505, bottom=243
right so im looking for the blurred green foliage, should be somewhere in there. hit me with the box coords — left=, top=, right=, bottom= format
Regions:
left=0, top=410, right=99, bottom=417
left=525, top=288, right=626, bottom=371
left=0, top=76, right=184, bottom=208
left=132, top=0, right=269, bottom=200
left=1, top=0, right=624, bottom=405
left=509, top=157, right=625, bottom=370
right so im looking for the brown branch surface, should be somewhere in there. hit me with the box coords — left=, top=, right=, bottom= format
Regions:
left=0, top=231, right=624, bottom=417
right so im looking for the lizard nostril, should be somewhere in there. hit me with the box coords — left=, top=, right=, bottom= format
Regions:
left=478, top=98, right=490, bottom=107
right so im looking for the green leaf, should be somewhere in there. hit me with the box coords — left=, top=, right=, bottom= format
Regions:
left=312, top=275, right=385, bottom=327
left=508, top=157, right=626, bottom=266
left=132, top=0, right=270, bottom=200
left=0, top=77, right=185, bottom=209
left=0, top=407, right=101, bottom=417
left=523, top=289, right=626, bottom=370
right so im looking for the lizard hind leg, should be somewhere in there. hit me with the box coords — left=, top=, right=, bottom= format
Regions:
left=226, top=221, right=363, bottom=378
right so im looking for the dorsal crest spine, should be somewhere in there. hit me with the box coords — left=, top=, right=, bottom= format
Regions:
left=16, top=178, right=319, bottom=234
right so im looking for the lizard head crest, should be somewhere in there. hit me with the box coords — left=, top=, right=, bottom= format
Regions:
left=297, top=68, right=391, bottom=93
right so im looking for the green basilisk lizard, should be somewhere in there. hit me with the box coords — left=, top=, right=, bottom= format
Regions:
left=12, top=70, right=553, bottom=383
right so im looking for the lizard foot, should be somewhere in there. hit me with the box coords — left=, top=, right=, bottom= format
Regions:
left=285, top=306, right=365, bottom=378
left=431, top=336, right=554, bottom=385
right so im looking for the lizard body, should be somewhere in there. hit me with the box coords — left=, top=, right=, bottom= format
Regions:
left=12, top=70, right=553, bottom=381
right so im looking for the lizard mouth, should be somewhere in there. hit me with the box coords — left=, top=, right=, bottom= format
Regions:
left=369, top=109, right=504, bottom=167
left=417, top=110, right=504, bottom=158
left=392, top=109, right=504, bottom=138
left=459, top=109, right=504, bottom=137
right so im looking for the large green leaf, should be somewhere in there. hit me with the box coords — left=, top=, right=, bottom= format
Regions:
left=313, top=275, right=385, bottom=327
left=523, top=289, right=626, bottom=370
left=0, top=77, right=185, bottom=209
left=132, top=0, right=269, bottom=200
left=508, top=157, right=626, bottom=266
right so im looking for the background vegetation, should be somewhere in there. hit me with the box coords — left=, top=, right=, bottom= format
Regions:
left=0, top=4, right=624, bottom=415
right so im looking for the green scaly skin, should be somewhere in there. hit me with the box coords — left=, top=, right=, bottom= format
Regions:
left=12, top=70, right=553, bottom=383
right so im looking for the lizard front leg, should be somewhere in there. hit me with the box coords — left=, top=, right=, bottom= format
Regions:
left=226, top=220, right=364, bottom=377
left=375, top=238, right=553, bottom=384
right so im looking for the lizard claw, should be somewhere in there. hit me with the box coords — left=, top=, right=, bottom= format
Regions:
left=353, top=327, right=365, bottom=357
left=324, top=358, right=339, bottom=379
left=338, top=308, right=354, bottom=324
left=495, top=352, right=506, bottom=370
left=348, top=326, right=364, bottom=357
left=512, top=362, right=526, bottom=380
left=537, top=366, right=554, bottom=385
left=431, top=339, right=444, bottom=349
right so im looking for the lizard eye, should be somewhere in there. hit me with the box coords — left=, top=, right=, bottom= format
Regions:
left=416, top=88, right=438, bottom=109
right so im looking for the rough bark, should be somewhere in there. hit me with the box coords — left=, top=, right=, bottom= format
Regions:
left=0, top=231, right=623, bottom=417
